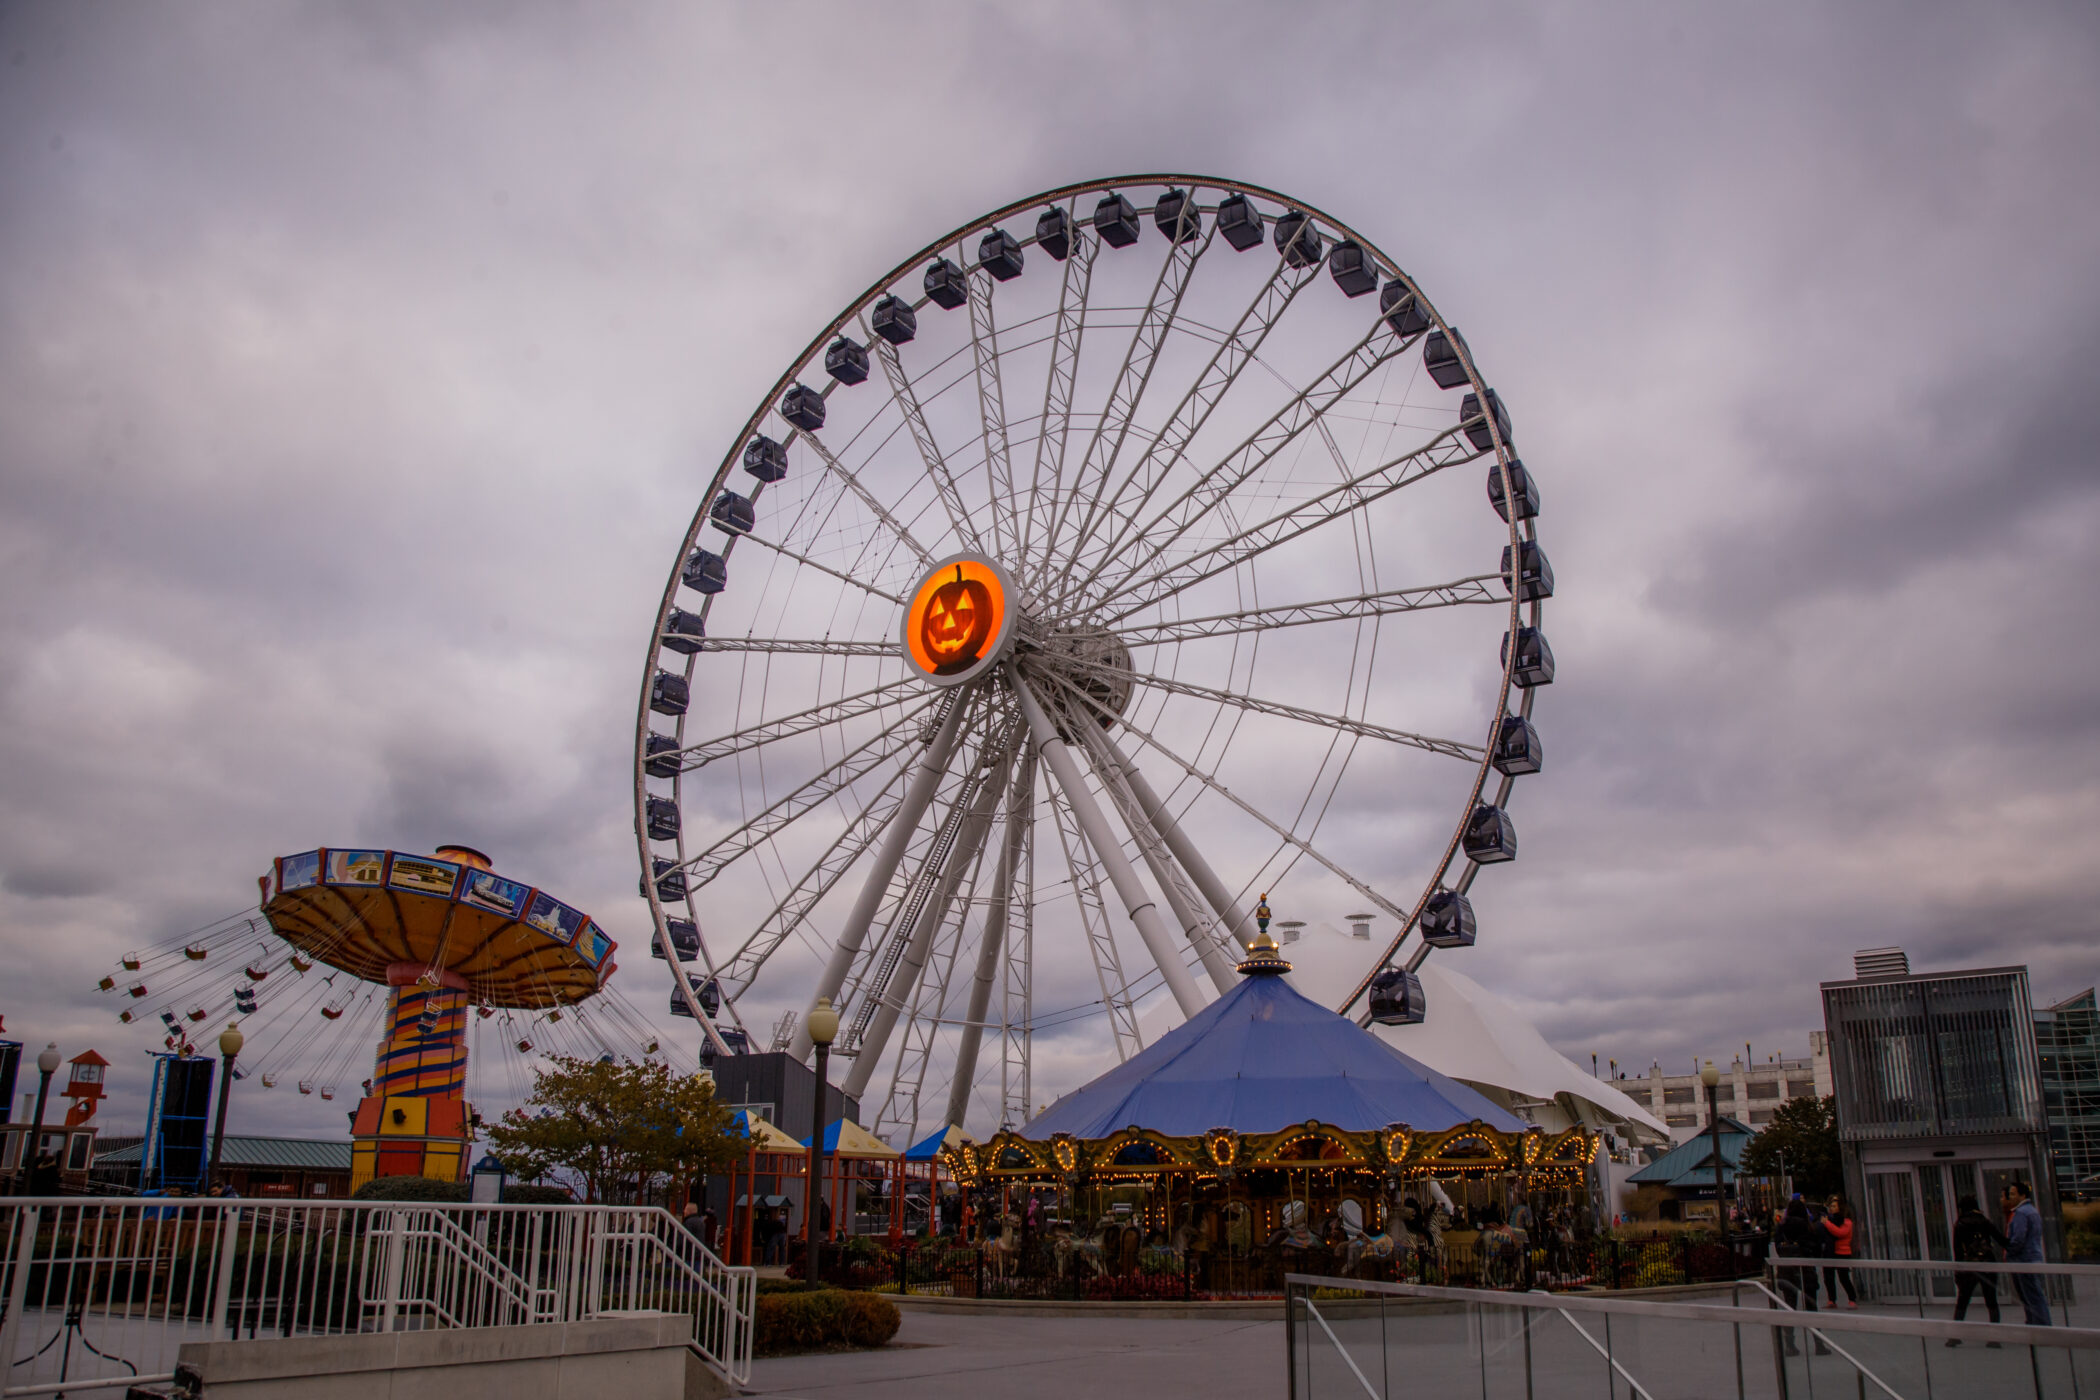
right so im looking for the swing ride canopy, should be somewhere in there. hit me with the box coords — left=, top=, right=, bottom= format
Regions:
left=260, top=847, right=615, bottom=1009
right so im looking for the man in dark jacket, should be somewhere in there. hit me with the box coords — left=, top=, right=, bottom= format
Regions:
left=1948, top=1194, right=2006, bottom=1344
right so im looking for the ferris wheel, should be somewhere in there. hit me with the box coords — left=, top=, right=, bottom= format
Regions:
left=634, top=175, right=1551, bottom=1143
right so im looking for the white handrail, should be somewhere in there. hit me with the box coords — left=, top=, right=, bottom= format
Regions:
left=0, top=1197, right=756, bottom=1396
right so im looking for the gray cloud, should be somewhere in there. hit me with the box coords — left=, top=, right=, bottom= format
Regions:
left=3, top=0, right=2097, bottom=1141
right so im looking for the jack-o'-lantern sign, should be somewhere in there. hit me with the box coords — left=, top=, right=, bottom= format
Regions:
left=900, top=553, right=1016, bottom=686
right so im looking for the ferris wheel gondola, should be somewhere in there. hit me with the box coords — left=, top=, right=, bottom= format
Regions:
left=636, top=175, right=1551, bottom=1143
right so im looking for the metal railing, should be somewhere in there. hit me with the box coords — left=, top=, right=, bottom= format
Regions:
left=1774, top=1253, right=2100, bottom=1328
left=1285, top=1271, right=2100, bottom=1399
left=0, top=1198, right=756, bottom=1398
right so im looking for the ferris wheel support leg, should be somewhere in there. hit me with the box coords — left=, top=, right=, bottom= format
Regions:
left=1075, top=720, right=1239, bottom=993
left=945, top=756, right=1031, bottom=1131
left=1009, top=666, right=1209, bottom=1019
left=790, top=695, right=969, bottom=1061
left=1088, top=719, right=1257, bottom=957
left=843, top=741, right=1014, bottom=1100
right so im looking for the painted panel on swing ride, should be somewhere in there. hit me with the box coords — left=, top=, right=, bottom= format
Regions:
left=260, top=847, right=613, bottom=1008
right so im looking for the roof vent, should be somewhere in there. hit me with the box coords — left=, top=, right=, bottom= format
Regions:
left=1854, top=947, right=1910, bottom=980
left=1346, top=913, right=1374, bottom=940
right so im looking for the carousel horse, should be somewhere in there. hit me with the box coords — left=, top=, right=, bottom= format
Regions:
left=1476, top=1220, right=1530, bottom=1289
left=983, top=1212, right=1023, bottom=1279
left=1264, top=1200, right=1322, bottom=1261
left=1052, top=1221, right=1106, bottom=1280
left=1337, top=1199, right=1410, bottom=1279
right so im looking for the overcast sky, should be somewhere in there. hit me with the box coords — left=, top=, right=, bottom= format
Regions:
left=3, top=2, right=2097, bottom=1141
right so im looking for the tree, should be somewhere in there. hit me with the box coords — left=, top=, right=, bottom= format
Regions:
left=1740, top=1095, right=1844, bottom=1200
left=483, top=1055, right=743, bottom=1203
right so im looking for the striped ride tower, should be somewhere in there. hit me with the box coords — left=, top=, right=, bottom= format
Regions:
left=374, top=962, right=468, bottom=1097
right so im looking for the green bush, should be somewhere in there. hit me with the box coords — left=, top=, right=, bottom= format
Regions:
left=839, top=1291, right=900, bottom=1347
left=752, top=1288, right=899, bottom=1355
left=352, top=1175, right=469, bottom=1202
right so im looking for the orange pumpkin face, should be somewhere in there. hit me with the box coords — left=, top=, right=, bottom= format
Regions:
left=902, top=555, right=1011, bottom=682
left=920, top=567, right=993, bottom=672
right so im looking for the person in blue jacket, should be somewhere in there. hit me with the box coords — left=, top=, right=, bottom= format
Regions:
left=2001, top=1180, right=2050, bottom=1327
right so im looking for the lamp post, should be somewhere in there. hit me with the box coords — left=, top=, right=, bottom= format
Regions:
left=804, top=998, right=839, bottom=1286
left=1700, top=1059, right=1724, bottom=1230
left=208, top=1022, right=244, bottom=1193
left=21, top=1043, right=59, bottom=1195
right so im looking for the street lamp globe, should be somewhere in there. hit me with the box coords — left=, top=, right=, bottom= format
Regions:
left=219, top=1022, right=245, bottom=1058
left=806, top=998, right=840, bottom=1048
left=1699, top=1059, right=1719, bottom=1089
left=36, top=1044, right=60, bottom=1076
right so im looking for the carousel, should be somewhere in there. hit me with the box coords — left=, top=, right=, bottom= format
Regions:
left=940, top=915, right=1593, bottom=1290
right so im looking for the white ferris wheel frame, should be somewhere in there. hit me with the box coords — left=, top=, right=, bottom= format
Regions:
left=631, top=174, right=1543, bottom=1137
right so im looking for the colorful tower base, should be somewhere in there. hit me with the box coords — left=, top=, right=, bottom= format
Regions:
left=349, top=962, right=473, bottom=1192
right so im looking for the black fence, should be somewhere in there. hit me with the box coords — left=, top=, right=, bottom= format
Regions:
left=848, top=1228, right=1770, bottom=1301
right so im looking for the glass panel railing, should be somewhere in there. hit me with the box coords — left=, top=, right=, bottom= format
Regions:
left=1287, top=1272, right=2100, bottom=1400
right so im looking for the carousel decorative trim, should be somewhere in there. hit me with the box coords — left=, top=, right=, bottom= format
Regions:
left=942, top=1119, right=1593, bottom=1187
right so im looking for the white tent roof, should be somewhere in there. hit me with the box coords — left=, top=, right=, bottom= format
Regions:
left=1192, top=926, right=1669, bottom=1142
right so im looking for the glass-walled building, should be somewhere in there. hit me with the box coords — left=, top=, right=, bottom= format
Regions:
left=2037, top=989, right=2100, bottom=1202
left=1821, top=949, right=2059, bottom=1262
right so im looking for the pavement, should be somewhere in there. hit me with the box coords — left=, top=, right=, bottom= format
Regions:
left=745, top=1310, right=1284, bottom=1399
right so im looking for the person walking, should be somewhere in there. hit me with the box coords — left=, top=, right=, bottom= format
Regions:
left=1948, top=1194, right=2007, bottom=1346
left=2002, top=1181, right=2051, bottom=1326
left=1774, top=1197, right=1829, bottom=1355
left=1820, top=1196, right=1859, bottom=1308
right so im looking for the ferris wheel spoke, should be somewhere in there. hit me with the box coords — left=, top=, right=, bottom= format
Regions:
left=1072, top=716, right=1239, bottom=992
left=1072, top=256, right=1320, bottom=600
left=1035, top=669, right=1418, bottom=929
left=1114, top=574, right=1506, bottom=647
left=844, top=726, right=1017, bottom=1096
left=871, top=333, right=983, bottom=555
left=1050, top=653, right=1483, bottom=762
left=725, top=530, right=907, bottom=607
left=947, top=752, right=1031, bottom=1130
left=687, top=636, right=897, bottom=658
left=671, top=702, right=934, bottom=886
left=1019, top=230, right=1096, bottom=584
left=667, top=677, right=924, bottom=772
left=1101, top=420, right=1485, bottom=620
left=793, top=426, right=932, bottom=565
left=1087, top=319, right=1416, bottom=608
left=1012, top=666, right=1209, bottom=1017
left=965, top=269, right=1019, bottom=561
left=792, top=692, right=970, bottom=1059
left=1042, top=760, right=1144, bottom=1061
left=1043, top=211, right=1217, bottom=596
left=873, top=750, right=1010, bottom=1141
left=715, top=751, right=922, bottom=992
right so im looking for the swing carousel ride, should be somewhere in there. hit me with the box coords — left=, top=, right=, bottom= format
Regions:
left=97, top=845, right=670, bottom=1189
left=635, top=174, right=1551, bottom=1147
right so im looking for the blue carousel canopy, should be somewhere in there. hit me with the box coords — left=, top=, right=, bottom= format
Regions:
left=1022, top=967, right=1527, bottom=1140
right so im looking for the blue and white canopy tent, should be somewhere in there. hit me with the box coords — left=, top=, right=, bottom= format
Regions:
left=945, top=931, right=1593, bottom=1202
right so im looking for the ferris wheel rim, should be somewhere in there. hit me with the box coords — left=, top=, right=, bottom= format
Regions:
left=632, top=173, right=1544, bottom=1108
